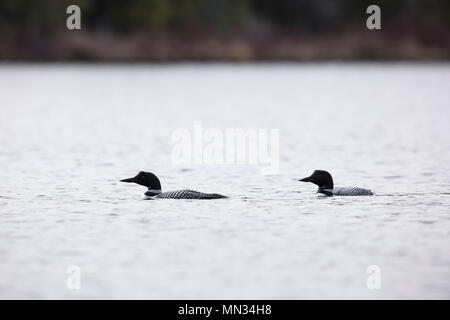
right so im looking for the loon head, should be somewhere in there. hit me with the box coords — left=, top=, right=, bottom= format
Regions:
left=299, top=170, right=334, bottom=195
left=120, top=171, right=162, bottom=194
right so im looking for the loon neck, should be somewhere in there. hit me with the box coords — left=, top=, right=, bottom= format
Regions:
left=317, top=187, right=334, bottom=196
left=145, top=189, right=162, bottom=197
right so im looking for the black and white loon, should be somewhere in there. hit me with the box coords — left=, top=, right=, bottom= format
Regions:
left=120, top=171, right=227, bottom=199
left=299, top=170, right=373, bottom=196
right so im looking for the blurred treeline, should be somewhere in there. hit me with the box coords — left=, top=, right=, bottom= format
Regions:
left=0, top=0, right=449, bottom=60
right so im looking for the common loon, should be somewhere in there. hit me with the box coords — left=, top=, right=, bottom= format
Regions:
left=120, top=171, right=227, bottom=199
left=299, top=170, right=373, bottom=196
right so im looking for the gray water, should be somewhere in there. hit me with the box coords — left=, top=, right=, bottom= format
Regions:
left=0, top=63, right=449, bottom=299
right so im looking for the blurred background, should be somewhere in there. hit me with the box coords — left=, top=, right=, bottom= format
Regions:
left=0, top=0, right=449, bottom=61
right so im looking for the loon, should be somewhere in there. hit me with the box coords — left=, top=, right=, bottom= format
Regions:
left=299, top=170, right=373, bottom=196
left=120, top=171, right=227, bottom=199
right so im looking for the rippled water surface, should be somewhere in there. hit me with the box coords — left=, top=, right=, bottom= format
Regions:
left=0, top=63, right=449, bottom=299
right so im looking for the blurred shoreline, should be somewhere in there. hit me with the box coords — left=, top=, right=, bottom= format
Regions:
left=1, top=26, right=449, bottom=62
left=1, top=1, right=449, bottom=62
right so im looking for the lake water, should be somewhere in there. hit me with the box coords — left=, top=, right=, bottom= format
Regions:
left=0, top=63, right=449, bottom=299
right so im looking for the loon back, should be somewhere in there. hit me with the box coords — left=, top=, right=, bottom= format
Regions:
left=321, top=187, right=373, bottom=196
left=147, top=189, right=227, bottom=199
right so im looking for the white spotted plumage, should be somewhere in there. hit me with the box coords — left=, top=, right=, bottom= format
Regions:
left=150, top=190, right=227, bottom=199
left=331, top=187, right=373, bottom=196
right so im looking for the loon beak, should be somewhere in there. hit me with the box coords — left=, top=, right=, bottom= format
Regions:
left=120, top=177, right=137, bottom=183
left=299, top=176, right=311, bottom=182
